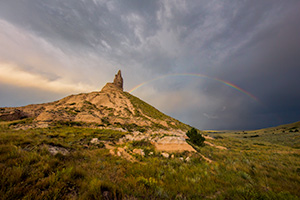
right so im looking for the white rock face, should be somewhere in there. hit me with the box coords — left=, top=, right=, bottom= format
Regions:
left=161, top=152, right=170, bottom=158
left=155, top=136, right=196, bottom=152
left=90, top=138, right=100, bottom=144
left=156, top=136, right=186, bottom=144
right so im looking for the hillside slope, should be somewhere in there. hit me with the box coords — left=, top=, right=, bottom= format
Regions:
left=207, top=121, right=300, bottom=148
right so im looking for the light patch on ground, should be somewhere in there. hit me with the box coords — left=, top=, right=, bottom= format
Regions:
left=204, top=141, right=227, bottom=150
left=154, top=136, right=196, bottom=152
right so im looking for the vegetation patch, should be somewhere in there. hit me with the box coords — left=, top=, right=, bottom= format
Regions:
left=186, top=128, right=205, bottom=147
left=123, top=92, right=190, bottom=130
left=0, top=121, right=299, bottom=199
left=8, top=118, right=33, bottom=127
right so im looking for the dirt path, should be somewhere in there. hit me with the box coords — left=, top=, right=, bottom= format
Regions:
left=199, top=153, right=213, bottom=163
left=204, top=135, right=215, bottom=140
left=204, top=141, right=227, bottom=150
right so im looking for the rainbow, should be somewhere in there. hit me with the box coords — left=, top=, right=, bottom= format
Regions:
left=128, top=73, right=259, bottom=102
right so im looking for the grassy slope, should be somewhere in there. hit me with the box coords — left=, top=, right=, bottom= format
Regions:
left=208, top=121, right=300, bottom=148
left=1, top=120, right=300, bottom=199
left=123, top=92, right=191, bottom=130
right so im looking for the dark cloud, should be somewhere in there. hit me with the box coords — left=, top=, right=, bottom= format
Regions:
left=0, top=0, right=299, bottom=129
left=211, top=3, right=300, bottom=128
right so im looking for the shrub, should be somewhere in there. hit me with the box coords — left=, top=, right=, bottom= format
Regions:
left=186, top=128, right=205, bottom=146
left=131, top=140, right=152, bottom=148
left=83, top=178, right=123, bottom=200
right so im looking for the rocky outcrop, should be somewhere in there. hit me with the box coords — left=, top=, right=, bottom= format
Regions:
left=101, top=70, right=123, bottom=92
left=113, top=70, right=123, bottom=90
left=45, top=144, right=69, bottom=155
left=0, top=108, right=28, bottom=121
left=155, top=136, right=196, bottom=152
left=133, top=149, right=145, bottom=156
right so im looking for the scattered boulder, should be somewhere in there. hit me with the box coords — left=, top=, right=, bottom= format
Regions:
left=90, top=138, right=100, bottom=144
left=133, top=149, right=145, bottom=157
left=161, top=152, right=169, bottom=158
left=109, top=147, right=137, bottom=162
left=46, top=145, right=69, bottom=155
left=117, top=151, right=122, bottom=157
left=109, top=149, right=115, bottom=155
left=185, top=157, right=191, bottom=162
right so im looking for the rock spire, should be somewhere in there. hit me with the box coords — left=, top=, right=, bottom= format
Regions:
left=113, top=70, right=123, bottom=90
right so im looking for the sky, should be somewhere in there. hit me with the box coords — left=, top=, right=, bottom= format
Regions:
left=0, top=0, right=299, bottom=130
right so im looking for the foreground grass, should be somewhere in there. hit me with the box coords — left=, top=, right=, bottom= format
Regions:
left=0, top=121, right=299, bottom=199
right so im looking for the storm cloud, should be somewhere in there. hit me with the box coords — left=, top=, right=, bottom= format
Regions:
left=0, top=0, right=299, bottom=129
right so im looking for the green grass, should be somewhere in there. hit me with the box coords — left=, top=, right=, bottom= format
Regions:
left=8, top=118, right=33, bottom=126
left=209, top=121, right=300, bottom=149
left=123, top=92, right=190, bottom=130
left=123, top=92, right=169, bottom=120
left=0, top=120, right=299, bottom=199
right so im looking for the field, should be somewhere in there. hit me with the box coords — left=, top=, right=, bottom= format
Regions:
left=0, top=120, right=299, bottom=199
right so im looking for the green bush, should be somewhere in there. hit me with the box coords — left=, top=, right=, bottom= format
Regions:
left=186, top=128, right=205, bottom=146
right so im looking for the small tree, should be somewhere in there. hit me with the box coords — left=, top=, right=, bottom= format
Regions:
left=186, top=128, right=205, bottom=146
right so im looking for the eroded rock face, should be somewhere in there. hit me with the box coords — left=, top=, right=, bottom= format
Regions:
left=101, top=70, right=124, bottom=92
left=113, top=70, right=123, bottom=90
left=155, top=136, right=196, bottom=152
left=0, top=109, right=28, bottom=121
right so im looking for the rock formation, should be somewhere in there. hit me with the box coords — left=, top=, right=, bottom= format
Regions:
left=0, top=108, right=28, bottom=121
left=113, top=70, right=123, bottom=90
left=101, top=70, right=123, bottom=92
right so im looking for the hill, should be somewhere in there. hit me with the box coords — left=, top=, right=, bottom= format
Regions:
left=207, top=121, right=300, bottom=148
left=0, top=70, right=190, bottom=132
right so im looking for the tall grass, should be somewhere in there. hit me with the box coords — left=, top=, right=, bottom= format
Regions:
left=0, top=121, right=299, bottom=199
